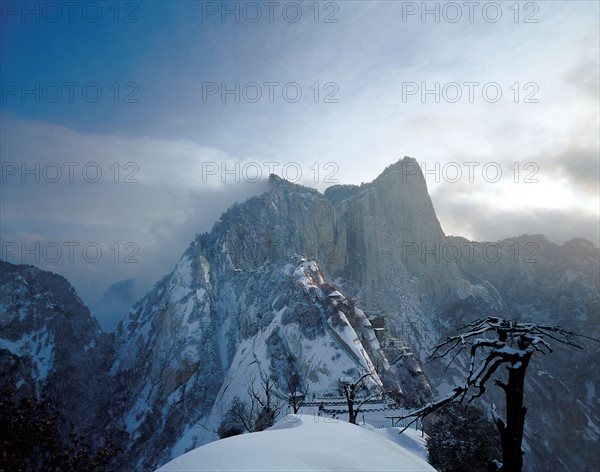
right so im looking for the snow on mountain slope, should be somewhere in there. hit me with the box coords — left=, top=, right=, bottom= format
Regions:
left=202, top=259, right=386, bottom=436
left=0, top=260, right=113, bottom=438
left=113, top=161, right=600, bottom=471
left=156, top=414, right=436, bottom=472
left=110, top=251, right=417, bottom=469
left=2, top=158, right=598, bottom=472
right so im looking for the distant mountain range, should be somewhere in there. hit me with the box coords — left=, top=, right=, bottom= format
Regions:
left=1, top=157, right=598, bottom=471
left=92, top=278, right=146, bottom=331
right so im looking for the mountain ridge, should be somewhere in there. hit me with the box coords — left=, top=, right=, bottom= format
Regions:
left=1, top=157, right=598, bottom=471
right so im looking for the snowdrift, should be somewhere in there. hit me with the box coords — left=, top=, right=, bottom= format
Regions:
left=155, top=414, right=435, bottom=471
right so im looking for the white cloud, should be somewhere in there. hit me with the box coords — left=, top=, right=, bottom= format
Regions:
left=1, top=1, right=598, bottom=326
left=0, top=115, right=268, bottom=318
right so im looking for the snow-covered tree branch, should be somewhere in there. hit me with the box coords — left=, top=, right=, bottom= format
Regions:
left=390, top=317, right=597, bottom=472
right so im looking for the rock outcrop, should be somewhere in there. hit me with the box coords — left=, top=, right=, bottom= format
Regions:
left=1, top=157, right=597, bottom=471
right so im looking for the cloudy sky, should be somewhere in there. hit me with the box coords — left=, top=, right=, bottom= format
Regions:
left=1, top=0, right=598, bottom=328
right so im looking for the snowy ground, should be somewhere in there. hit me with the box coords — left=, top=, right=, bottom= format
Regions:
left=156, top=414, right=435, bottom=471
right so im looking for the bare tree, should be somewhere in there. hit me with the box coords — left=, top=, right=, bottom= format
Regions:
left=285, top=372, right=308, bottom=414
left=224, top=396, right=257, bottom=434
left=338, top=372, right=379, bottom=424
left=224, top=371, right=286, bottom=433
left=247, top=370, right=285, bottom=431
left=392, top=317, right=596, bottom=472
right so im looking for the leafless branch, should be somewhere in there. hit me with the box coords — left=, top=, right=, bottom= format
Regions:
left=396, top=316, right=595, bottom=442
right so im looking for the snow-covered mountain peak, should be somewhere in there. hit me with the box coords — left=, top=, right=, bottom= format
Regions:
left=2, top=161, right=598, bottom=471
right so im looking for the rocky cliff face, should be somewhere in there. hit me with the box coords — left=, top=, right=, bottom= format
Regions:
left=0, top=157, right=597, bottom=471
left=196, top=158, right=473, bottom=355
left=0, top=260, right=114, bottom=438
left=109, top=245, right=432, bottom=468
left=326, top=160, right=471, bottom=308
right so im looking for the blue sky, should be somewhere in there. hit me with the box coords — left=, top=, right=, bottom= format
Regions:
left=1, top=0, right=599, bottom=328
